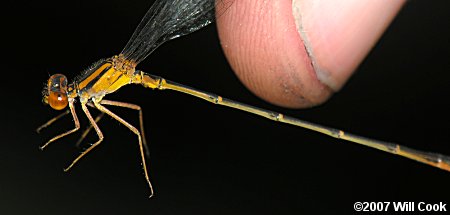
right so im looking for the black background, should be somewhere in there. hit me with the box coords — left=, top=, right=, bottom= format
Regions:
left=2, top=0, right=450, bottom=214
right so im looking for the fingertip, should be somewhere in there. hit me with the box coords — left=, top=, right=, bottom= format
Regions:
left=217, top=0, right=405, bottom=108
left=217, top=0, right=331, bottom=108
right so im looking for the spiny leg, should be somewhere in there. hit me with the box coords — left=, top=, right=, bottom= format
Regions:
left=75, top=112, right=105, bottom=148
left=138, top=72, right=450, bottom=172
left=64, top=103, right=104, bottom=172
left=37, top=109, right=70, bottom=133
left=99, top=99, right=150, bottom=157
left=40, top=99, right=80, bottom=150
left=93, top=101, right=154, bottom=198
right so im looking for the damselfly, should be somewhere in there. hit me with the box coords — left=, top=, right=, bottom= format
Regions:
left=37, top=0, right=450, bottom=197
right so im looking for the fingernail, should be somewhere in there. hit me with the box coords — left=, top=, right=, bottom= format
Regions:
left=292, top=0, right=405, bottom=91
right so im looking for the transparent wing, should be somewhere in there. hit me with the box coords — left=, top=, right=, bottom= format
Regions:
left=121, top=0, right=234, bottom=65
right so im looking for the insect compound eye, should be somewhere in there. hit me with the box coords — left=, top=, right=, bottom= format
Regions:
left=48, top=91, right=68, bottom=110
left=46, top=74, right=69, bottom=110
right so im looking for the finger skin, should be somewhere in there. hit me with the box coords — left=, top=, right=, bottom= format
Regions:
left=217, top=0, right=405, bottom=108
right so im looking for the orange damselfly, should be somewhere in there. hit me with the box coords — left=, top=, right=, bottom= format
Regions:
left=37, top=0, right=450, bottom=197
